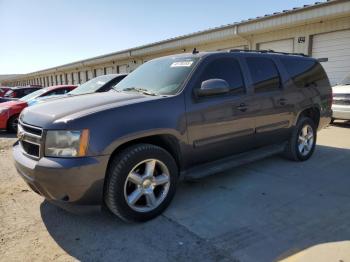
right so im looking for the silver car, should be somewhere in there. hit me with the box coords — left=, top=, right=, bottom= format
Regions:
left=332, top=74, right=350, bottom=122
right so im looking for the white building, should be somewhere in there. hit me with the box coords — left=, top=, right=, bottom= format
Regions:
left=2, top=0, right=350, bottom=87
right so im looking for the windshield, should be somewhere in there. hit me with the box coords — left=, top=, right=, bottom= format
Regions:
left=113, top=57, right=199, bottom=95
left=69, top=75, right=116, bottom=95
left=19, top=88, right=47, bottom=102
left=340, top=74, right=350, bottom=85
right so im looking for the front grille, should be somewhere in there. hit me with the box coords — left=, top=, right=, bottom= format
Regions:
left=21, top=140, right=40, bottom=158
left=333, top=94, right=350, bottom=106
left=21, top=124, right=43, bottom=136
left=18, top=121, right=43, bottom=159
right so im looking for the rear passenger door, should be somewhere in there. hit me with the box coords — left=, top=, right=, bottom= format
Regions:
left=185, top=56, right=258, bottom=166
left=245, top=56, right=294, bottom=147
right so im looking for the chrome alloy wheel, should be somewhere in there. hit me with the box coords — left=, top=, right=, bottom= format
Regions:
left=297, top=124, right=314, bottom=156
left=124, top=159, right=170, bottom=212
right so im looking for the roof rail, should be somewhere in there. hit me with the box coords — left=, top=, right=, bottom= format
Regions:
left=229, top=49, right=308, bottom=57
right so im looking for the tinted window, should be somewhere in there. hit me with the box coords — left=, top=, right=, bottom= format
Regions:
left=281, top=58, right=325, bottom=88
left=246, top=57, right=280, bottom=93
left=198, top=57, right=245, bottom=95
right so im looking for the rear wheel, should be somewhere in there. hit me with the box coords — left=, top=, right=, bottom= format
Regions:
left=104, top=144, right=178, bottom=222
left=284, top=117, right=316, bottom=161
left=7, top=115, right=19, bottom=133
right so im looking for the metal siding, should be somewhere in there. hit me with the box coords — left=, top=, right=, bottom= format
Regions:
left=312, top=29, right=350, bottom=85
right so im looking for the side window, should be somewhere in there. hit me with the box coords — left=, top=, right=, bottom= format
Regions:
left=246, top=57, right=281, bottom=93
left=198, top=57, right=245, bottom=95
left=281, top=58, right=323, bottom=88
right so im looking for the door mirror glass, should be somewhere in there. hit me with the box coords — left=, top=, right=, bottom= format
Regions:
left=195, top=79, right=230, bottom=97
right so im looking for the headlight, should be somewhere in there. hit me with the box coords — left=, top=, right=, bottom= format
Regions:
left=0, top=107, right=9, bottom=114
left=45, top=129, right=89, bottom=157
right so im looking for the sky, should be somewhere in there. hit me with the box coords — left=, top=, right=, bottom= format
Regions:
left=0, top=0, right=319, bottom=74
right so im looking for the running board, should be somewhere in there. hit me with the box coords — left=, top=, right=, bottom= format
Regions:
left=182, top=143, right=286, bottom=180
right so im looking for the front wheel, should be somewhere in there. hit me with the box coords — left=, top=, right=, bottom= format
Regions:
left=284, top=117, right=317, bottom=161
left=104, top=144, right=178, bottom=222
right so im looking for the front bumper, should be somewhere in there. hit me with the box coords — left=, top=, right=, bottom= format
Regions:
left=332, top=105, right=350, bottom=120
left=13, top=142, right=110, bottom=209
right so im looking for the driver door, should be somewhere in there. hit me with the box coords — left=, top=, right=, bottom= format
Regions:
left=185, top=56, right=257, bottom=166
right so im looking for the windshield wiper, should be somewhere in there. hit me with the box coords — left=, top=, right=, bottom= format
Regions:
left=121, top=87, right=157, bottom=96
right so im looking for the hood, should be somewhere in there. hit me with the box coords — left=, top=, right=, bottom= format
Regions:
left=0, top=100, right=27, bottom=108
left=332, top=84, right=350, bottom=94
left=21, top=91, right=154, bottom=128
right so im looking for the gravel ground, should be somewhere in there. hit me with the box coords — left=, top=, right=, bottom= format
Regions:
left=0, top=122, right=350, bottom=262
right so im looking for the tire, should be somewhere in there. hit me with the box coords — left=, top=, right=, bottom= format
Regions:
left=104, top=143, right=178, bottom=222
left=284, top=117, right=317, bottom=161
left=7, top=115, right=19, bottom=133
left=330, top=118, right=335, bottom=124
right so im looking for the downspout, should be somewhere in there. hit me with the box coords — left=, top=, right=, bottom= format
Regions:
left=233, top=25, right=252, bottom=50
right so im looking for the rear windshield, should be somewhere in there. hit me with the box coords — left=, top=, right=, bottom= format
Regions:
left=69, top=75, right=116, bottom=95
left=19, top=88, right=48, bottom=102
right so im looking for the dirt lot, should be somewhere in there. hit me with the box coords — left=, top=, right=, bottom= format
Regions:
left=1, top=123, right=350, bottom=262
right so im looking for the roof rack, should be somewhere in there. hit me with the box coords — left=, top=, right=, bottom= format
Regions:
left=229, top=49, right=308, bottom=57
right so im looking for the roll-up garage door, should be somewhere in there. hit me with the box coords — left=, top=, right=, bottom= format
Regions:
left=118, top=65, right=128, bottom=74
left=87, top=70, right=93, bottom=80
left=258, top=39, right=294, bottom=53
left=73, top=72, right=79, bottom=84
left=217, top=45, right=248, bottom=51
left=105, top=67, right=113, bottom=74
left=80, top=71, right=87, bottom=83
left=96, top=68, right=103, bottom=76
left=312, top=30, right=350, bottom=86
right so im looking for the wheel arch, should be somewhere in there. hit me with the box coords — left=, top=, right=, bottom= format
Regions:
left=295, top=106, right=320, bottom=128
left=106, top=133, right=183, bottom=175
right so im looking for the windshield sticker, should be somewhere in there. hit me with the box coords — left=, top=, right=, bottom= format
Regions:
left=170, top=61, right=193, bottom=68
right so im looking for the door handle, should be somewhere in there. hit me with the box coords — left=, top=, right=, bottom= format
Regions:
left=278, top=98, right=287, bottom=106
left=236, top=103, right=248, bottom=112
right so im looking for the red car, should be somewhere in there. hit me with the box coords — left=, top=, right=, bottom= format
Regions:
left=0, top=85, right=76, bottom=132
left=0, top=87, right=11, bottom=97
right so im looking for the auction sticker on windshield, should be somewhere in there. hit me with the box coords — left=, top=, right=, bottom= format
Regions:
left=170, top=61, right=193, bottom=67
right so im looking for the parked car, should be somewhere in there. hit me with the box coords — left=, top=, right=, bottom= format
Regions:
left=0, top=86, right=42, bottom=103
left=331, top=73, right=350, bottom=123
left=31, top=74, right=127, bottom=106
left=0, top=87, right=11, bottom=97
left=13, top=51, right=332, bottom=222
left=0, top=85, right=76, bottom=132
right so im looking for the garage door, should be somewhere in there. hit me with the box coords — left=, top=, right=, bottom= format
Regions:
left=118, top=65, right=128, bottom=74
left=96, top=68, right=103, bottom=76
left=105, top=66, right=113, bottom=74
left=217, top=45, right=249, bottom=51
left=312, top=30, right=350, bottom=85
left=258, top=39, right=294, bottom=53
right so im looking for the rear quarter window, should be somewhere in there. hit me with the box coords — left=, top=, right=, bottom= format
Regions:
left=281, top=58, right=326, bottom=88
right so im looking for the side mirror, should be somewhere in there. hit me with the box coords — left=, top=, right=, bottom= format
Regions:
left=195, top=79, right=230, bottom=97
